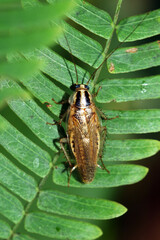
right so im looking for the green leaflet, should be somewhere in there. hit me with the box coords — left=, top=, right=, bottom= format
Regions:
left=0, top=220, right=11, bottom=239
left=57, top=21, right=104, bottom=68
left=13, top=234, right=36, bottom=240
left=27, top=47, right=90, bottom=89
left=8, top=97, right=59, bottom=150
left=103, top=139, right=160, bottom=161
left=61, top=0, right=113, bottom=38
left=117, top=9, right=160, bottom=41
left=0, top=154, right=37, bottom=201
left=38, top=190, right=127, bottom=220
left=21, top=72, right=63, bottom=117
left=53, top=164, right=148, bottom=188
left=25, top=212, right=102, bottom=240
left=103, top=109, right=160, bottom=134
left=107, top=41, right=160, bottom=73
left=0, top=185, right=24, bottom=223
left=0, top=115, right=51, bottom=177
left=96, top=75, right=160, bottom=103
left=0, top=79, right=59, bottom=151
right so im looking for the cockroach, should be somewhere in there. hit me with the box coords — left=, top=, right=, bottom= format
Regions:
left=60, top=83, right=112, bottom=184
left=47, top=10, right=149, bottom=185
left=48, top=61, right=113, bottom=184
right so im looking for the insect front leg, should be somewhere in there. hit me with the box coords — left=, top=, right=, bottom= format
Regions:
left=44, top=97, right=68, bottom=109
left=46, top=110, right=67, bottom=126
left=92, top=86, right=102, bottom=98
left=98, top=126, right=110, bottom=174
left=51, top=98, right=68, bottom=105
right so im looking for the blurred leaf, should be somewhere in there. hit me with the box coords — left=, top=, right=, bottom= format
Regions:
left=0, top=154, right=37, bottom=201
left=53, top=164, right=148, bottom=188
left=103, top=109, right=160, bottom=134
left=0, top=0, right=74, bottom=32
left=0, top=220, right=11, bottom=239
left=107, top=41, right=160, bottom=73
left=38, top=190, right=127, bottom=219
left=0, top=0, right=21, bottom=10
left=0, top=0, right=75, bottom=80
left=25, top=212, right=102, bottom=240
left=104, top=139, right=160, bottom=161
left=0, top=59, right=43, bottom=79
left=13, top=235, right=36, bottom=240
left=96, top=75, right=160, bottom=103
left=0, top=185, right=24, bottom=223
left=0, top=86, right=30, bottom=109
left=117, top=9, right=160, bottom=42
left=0, top=26, right=61, bottom=56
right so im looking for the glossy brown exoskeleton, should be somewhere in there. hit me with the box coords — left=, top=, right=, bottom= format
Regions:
left=65, top=83, right=107, bottom=183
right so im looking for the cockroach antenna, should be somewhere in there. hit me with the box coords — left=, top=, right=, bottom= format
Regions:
left=63, top=33, right=79, bottom=85
left=86, top=11, right=150, bottom=85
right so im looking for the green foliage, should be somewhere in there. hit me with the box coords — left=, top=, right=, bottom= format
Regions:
left=0, top=185, right=24, bottom=223
left=25, top=212, right=102, bottom=240
left=0, top=0, right=160, bottom=240
left=38, top=190, right=127, bottom=219
left=0, top=0, right=74, bottom=107
left=96, top=75, right=160, bottom=102
left=107, top=41, right=160, bottom=73
left=0, top=220, right=11, bottom=239
left=117, top=9, right=160, bottom=41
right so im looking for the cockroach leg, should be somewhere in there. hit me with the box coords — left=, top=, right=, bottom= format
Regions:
left=46, top=111, right=67, bottom=126
left=99, top=157, right=110, bottom=174
left=52, top=98, right=68, bottom=105
left=98, top=126, right=110, bottom=174
left=68, top=165, right=77, bottom=187
left=96, top=107, right=119, bottom=120
left=92, top=86, right=102, bottom=98
left=60, top=138, right=72, bottom=167
left=46, top=121, right=56, bottom=126
left=44, top=97, right=68, bottom=107
left=44, top=102, right=52, bottom=108
left=60, top=137, right=77, bottom=186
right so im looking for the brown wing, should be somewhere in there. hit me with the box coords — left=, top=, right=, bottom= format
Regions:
left=68, top=111, right=100, bottom=183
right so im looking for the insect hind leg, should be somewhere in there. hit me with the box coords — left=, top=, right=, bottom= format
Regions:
left=68, top=165, right=77, bottom=187
left=60, top=138, right=77, bottom=187
left=60, top=138, right=72, bottom=167
left=98, top=126, right=110, bottom=174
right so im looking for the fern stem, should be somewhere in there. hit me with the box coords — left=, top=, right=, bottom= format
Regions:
left=92, top=0, right=123, bottom=87
left=7, top=154, right=59, bottom=240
